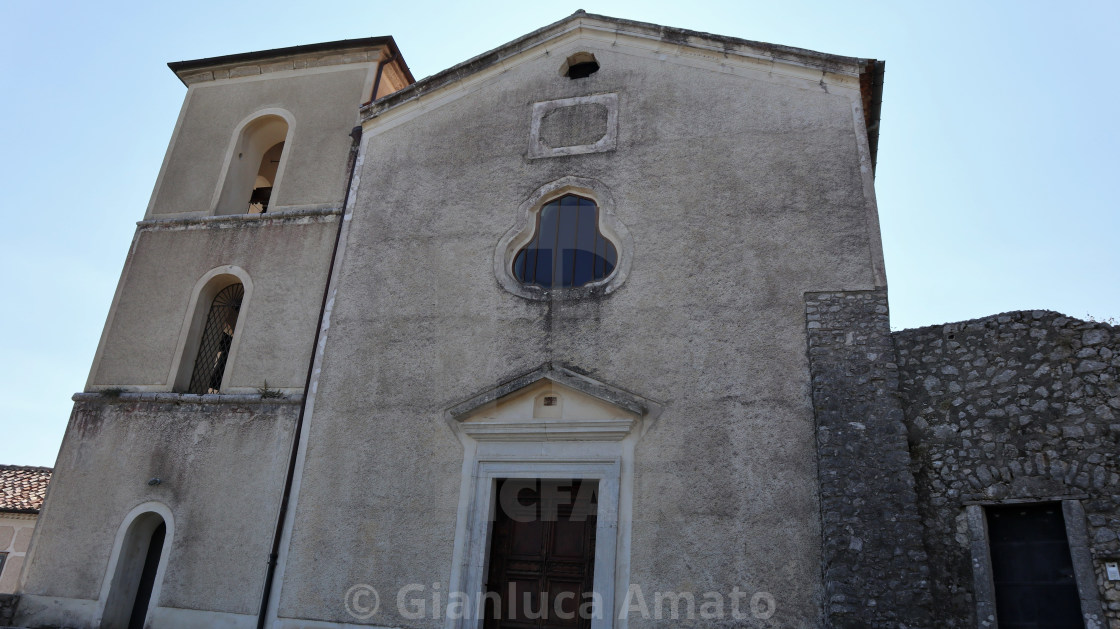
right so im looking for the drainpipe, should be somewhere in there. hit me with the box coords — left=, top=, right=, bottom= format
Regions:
left=255, top=123, right=364, bottom=629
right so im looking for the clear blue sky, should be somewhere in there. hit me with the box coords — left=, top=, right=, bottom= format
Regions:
left=1, top=0, right=1117, bottom=466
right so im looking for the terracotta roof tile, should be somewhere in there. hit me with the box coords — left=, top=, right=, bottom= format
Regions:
left=0, top=465, right=52, bottom=514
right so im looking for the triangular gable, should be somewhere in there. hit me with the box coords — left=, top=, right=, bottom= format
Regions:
left=365, top=11, right=871, bottom=120
left=447, top=364, right=659, bottom=442
left=361, top=11, right=883, bottom=166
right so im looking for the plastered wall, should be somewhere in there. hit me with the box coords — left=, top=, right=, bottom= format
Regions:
left=0, top=514, right=36, bottom=594
left=16, top=397, right=299, bottom=628
left=276, top=31, right=882, bottom=627
left=89, top=215, right=339, bottom=392
left=148, top=65, right=371, bottom=218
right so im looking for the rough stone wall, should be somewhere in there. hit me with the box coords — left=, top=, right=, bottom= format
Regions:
left=805, top=290, right=933, bottom=628
left=893, top=311, right=1120, bottom=627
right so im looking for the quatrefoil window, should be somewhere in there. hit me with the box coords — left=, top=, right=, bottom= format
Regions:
left=512, top=194, right=618, bottom=289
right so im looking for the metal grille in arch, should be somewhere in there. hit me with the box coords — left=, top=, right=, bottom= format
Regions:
left=187, top=283, right=244, bottom=394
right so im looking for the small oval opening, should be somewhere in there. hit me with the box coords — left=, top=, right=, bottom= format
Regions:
left=562, top=52, right=599, bottom=79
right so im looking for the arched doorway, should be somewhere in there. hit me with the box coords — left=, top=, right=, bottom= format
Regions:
left=102, top=513, right=168, bottom=629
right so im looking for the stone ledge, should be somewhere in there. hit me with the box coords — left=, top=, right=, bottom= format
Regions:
left=73, top=392, right=303, bottom=405
left=179, top=50, right=380, bottom=85
left=138, top=206, right=342, bottom=231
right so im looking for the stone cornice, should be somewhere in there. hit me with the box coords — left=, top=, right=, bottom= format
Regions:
left=73, top=391, right=304, bottom=405
left=137, top=206, right=341, bottom=232
left=168, top=37, right=412, bottom=86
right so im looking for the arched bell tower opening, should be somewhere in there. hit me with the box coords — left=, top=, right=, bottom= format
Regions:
left=214, top=112, right=291, bottom=215
left=248, top=140, right=285, bottom=213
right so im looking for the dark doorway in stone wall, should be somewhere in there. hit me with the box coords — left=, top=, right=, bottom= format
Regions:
left=985, top=503, right=1083, bottom=628
left=102, top=514, right=167, bottom=629
left=484, top=479, right=597, bottom=629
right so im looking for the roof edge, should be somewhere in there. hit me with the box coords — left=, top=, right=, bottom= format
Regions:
left=0, top=507, right=43, bottom=515
left=362, top=10, right=872, bottom=121
left=860, top=59, right=885, bottom=173
left=0, top=464, right=53, bottom=472
left=168, top=36, right=412, bottom=86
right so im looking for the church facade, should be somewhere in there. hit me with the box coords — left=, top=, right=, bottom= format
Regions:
left=10, top=12, right=1119, bottom=629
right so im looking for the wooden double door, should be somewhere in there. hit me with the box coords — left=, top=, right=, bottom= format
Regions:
left=484, top=479, right=598, bottom=629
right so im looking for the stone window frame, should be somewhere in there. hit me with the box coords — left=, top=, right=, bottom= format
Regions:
left=495, top=176, right=633, bottom=301
left=966, top=499, right=1106, bottom=628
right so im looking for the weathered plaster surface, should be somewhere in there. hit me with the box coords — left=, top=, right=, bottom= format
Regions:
left=16, top=397, right=298, bottom=627
left=0, top=513, right=36, bottom=594
left=148, top=67, right=369, bottom=217
left=277, top=31, right=880, bottom=628
left=90, top=216, right=338, bottom=391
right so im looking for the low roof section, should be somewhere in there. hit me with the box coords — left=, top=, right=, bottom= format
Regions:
left=0, top=465, right=52, bottom=515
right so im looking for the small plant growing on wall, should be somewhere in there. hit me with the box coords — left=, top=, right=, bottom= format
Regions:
left=1086, top=313, right=1118, bottom=325
left=257, top=381, right=284, bottom=399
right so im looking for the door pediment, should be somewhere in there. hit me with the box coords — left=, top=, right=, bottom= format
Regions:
left=447, top=364, right=658, bottom=442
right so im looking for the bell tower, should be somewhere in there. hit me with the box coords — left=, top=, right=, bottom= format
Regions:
left=16, top=38, right=413, bottom=629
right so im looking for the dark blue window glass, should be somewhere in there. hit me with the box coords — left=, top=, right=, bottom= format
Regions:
left=513, top=194, right=617, bottom=289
